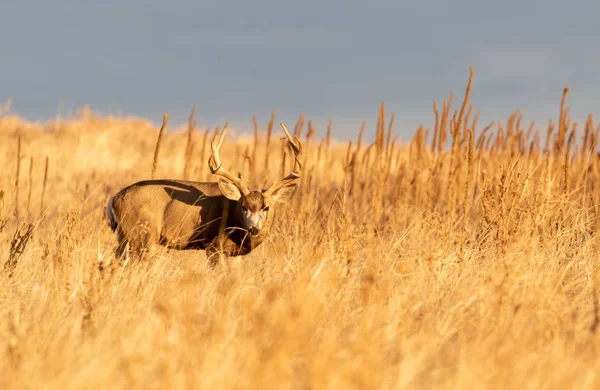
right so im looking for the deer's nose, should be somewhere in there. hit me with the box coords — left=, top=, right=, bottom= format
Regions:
left=249, top=227, right=259, bottom=236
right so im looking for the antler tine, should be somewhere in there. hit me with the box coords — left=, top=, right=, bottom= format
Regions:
left=208, top=122, right=227, bottom=173
left=265, top=122, right=303, bottom=195
left=280, top=121, right=303, bottom=156
left=208, top=123, right=250, bottom=195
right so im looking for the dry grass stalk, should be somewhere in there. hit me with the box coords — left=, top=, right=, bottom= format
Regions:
left=243, top=145, right=253, bottom=184
left=446, top=67, right=474, bottom=216
left=280, top=149, right=287, bottom=179
left=454, top=67, right=474, bottom=140
left=471, top=110, right=480, bottom=134
left=325, top=118, right=333, bottom=166
left=199, top=128, right=211, bottom=180
left=356, top=120, right=365, bottom=154
left=293, top=114, right=305, bottom=140
left=306, top=120, right=316, bottom=144
left=14, top=135, right=21, bottom=223
left=463, top=103, right=473, bottom=141
left=252, top=115, right=259, bottom=180
left=564, top=134, right=572, bottom=197
left=431, top=101, right=440, bottom=153
left=24, top=156, right=33, bottom=220
left=40, top=156, right=49, bottom=216
left=476, top=121, right=494, bottom=151
left=583, top=114, right=593, bottom=155
left=556, top=88, right=570, bottom=155
left=3, top=222, right=35, bottom=277
left=264, top=109, right=275, bottom=171
left=183, top=106, right=196, bottom=180
left=151, top=113, right=169, bottom=179
left=385, top=112, right=396, bottom=163
left=463, top=129, right=474, bottom=225
left=344, top=141, right=353, bottom=178
left=438, top=94, right=453, bottom=153
left=0, top=190, right=7, bottom=233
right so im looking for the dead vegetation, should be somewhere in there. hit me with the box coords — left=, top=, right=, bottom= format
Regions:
left=1, top=68, right=600, bottom=389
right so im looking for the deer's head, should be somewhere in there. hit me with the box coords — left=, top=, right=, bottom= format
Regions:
left=208, top=122, right=302, bottom=237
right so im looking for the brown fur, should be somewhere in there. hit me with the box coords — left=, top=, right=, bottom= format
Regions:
left=106, top=179, right=296, bottom=264
left=243, top=191, right=266, bottom=212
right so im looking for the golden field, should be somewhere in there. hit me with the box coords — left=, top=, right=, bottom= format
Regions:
left=2, top=70, right=600, bottom=389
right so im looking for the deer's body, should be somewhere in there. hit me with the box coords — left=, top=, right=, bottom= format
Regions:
left=105, top=122, right=301, bottom=265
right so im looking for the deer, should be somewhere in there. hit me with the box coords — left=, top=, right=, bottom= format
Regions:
left=105, top=122, right=302, bottom=266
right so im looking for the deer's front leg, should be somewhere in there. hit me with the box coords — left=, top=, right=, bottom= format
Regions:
left=205, top=237, right=241, bottom=269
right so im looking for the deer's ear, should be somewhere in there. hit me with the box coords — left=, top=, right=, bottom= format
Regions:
left=218, top=179, right=243, bottom=201
left=270, top=183, right=298, bottom=204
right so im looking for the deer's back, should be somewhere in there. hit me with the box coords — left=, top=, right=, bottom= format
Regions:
left=112, top=179, right=227, bottom=249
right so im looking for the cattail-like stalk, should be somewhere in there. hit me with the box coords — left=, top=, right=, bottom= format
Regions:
left=455, top=66, right=474, bottom=143
left=376, top=103, right=385, bottom=162
left=545, top=120, right=555, bottom=154
left=526, top=121, right=536, bottom=147
left=252, top=115, right=259, bottom=180
left=264, top=109, right=275, bottom=171
left=385, top=112, right=395, bottom=163
left=26, top=157, right=33, bottom=219
left=372, top=103, right=386, bottom=229
left=344, top=141, right=353, bottom=171
left=15, top=135, right=21, bottom=223
left=243, top=145, right=253, bottom=183
left=413, top=125, right=424, bottom=162
left=493, top=124, right=504, bottom=153
left=293, top=114, right=305, bottom=140
left=384, top=135, right=398, bottom=185
left=461, top=103, right=473, bottom=149
left=317, top=139, right=324, bottom=169
left=583, top=114, right=593, bottom=156
left=471, top=111, right=480, bottom=135
left=280, top=150, right=287, bottom=179
left=590, top=193, right=598, bottom=236
left=439, top=100, right=448, bottom=153
left=325, top=118, right=332, bottom=163
left=569, top=124, right=578, bottom=160
left=439, top=94, right=453, bottom=153
left=183, top=106, right=196, bottom=180
left=463, top=129, right=474, bottom=224
left=199, top=128, right=210, bottom=180
left=592, top=122, right=599, bottom=150
left=564, top=131, right=572, bottom=196
left=507, top=111, right=518, bottom=155
left=485, top=134, right=493, bottom=152
left=40, top=156, right=49, bottom=216
left=446, top=68, right=474, bottom=217
left=556, top=88, right=570, bottom=155
left=151, top=113, right=169, bottom=179
left=303, top=121, right=315, bottom=187
left=432, top=101, right=440, bottom=153
left=356, top=120, right=365, bottom=155
left=344, top=140, right=353, bottom=197
left=306, top=120, right=316, bottom=144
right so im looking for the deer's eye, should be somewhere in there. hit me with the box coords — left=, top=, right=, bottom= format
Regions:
left=263, top=206, right=269, bottom=212
left=242, top=206, right=248, bottom=212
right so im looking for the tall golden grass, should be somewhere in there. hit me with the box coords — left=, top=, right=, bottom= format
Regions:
left=1, top=68, right=600, bottom=389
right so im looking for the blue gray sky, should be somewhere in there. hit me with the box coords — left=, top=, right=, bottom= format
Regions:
left=1, top=0, right=599, bottom=141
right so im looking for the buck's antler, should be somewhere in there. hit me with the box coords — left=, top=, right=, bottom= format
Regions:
left=265, top=122, right=303, bottom=195
left=208, top=123, right=250, bottom=196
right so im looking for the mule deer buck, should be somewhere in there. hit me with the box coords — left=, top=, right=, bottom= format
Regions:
left=105, top=122, right=302, bottom=265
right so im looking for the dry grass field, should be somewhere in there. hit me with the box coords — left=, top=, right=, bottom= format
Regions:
left=2, top=69, right=600, bottom=389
